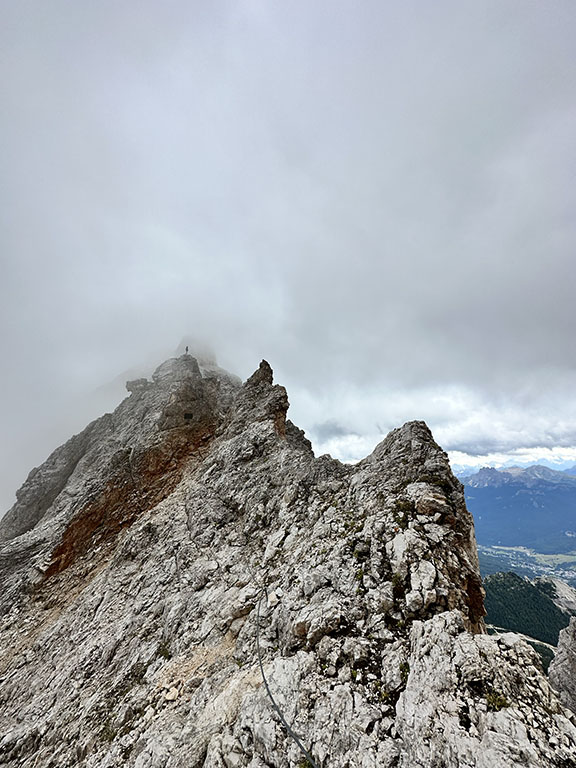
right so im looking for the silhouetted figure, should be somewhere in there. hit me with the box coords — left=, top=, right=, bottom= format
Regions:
left=185, top=345, right=189, bottom=354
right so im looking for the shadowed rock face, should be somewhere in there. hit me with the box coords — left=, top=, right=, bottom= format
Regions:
left=550, top=618, right=576, bottom=715
left=0, top=356, right=575, bottom=768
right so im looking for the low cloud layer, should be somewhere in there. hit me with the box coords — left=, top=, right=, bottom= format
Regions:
left=1, top=1, right=576, bottom=511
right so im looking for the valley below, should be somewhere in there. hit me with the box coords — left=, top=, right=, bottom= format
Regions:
left=479, top=545, right=576, bottom=586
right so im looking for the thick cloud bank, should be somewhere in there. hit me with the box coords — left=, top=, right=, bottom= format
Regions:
left=1, top=1, right=576, bottom=511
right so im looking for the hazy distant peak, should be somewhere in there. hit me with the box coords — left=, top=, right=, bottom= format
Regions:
left=462, top=464, right=576, bottom=488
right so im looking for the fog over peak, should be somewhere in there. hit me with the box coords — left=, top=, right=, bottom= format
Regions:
left=2, top=1, right=576, bottom=512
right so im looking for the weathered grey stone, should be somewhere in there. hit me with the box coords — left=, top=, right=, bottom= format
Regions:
left=550, top=617, right=576, bottom=715
left=0, top=355, right=574, bottom=767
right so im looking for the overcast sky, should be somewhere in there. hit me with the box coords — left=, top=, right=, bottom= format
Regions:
left=1, top=0, right=576, bottom=512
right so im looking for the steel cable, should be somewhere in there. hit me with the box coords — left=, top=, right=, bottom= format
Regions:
left=255, top=591, right=319, bottom=768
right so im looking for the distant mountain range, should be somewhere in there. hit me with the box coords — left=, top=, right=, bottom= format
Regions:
left=461, top=465, right=576, bottom=554
left=462, top=464, right=576, bottom=488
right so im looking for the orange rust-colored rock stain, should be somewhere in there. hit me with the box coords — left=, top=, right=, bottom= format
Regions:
left=43, top=425, right=214, bottom=581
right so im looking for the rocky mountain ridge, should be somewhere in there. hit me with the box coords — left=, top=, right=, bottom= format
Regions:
left=535, top=576, right=576, bottom=615
left=0, top=355, right=575, bottom=767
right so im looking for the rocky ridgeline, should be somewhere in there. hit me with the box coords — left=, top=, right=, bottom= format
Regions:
left=0, top=356, right=575, bottom=767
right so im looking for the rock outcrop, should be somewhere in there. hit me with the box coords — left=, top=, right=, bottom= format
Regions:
left=550, top=617, right=576, bottom=715
left=0, top=355, right=575, bottom=767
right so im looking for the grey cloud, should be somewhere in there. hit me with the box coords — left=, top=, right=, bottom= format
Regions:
left=445, top=433, right=576, bottom=459
left=1, top=1, right=576, bottom=511
left=309, top=420, right=357, bottom=442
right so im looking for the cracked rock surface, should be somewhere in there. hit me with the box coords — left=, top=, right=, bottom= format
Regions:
left=0, top=355, right=575, bottom=767
left=550, top=617, right=576, bottom=716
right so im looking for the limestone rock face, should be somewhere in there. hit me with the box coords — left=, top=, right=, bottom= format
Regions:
left=550, top=617, right=576, bottom=715
left=0, top=356, right=575, bottom=767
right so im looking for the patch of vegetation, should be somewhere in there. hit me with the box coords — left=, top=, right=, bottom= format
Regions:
left=343, top=519, right=364, bottom=534
left=298, top=759, right=314, bottom=768
left=399, top=661, right=410, bottom=685
left=484, top=571, right=570, bottom=646
left=485, top=689, right=509, bottom=711
left=100, top=717, right=118, bottom=743
left=372, top=681, right=393, bottom=703
left=156, top=641, right=172, bottom=660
